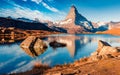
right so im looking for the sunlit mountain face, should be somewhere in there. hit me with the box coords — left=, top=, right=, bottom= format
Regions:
left=0, top=0, right=120, bottom=22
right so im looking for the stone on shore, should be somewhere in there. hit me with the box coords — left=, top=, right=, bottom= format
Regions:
left=89, top=40, right=119, bottom=61
left=97, top=40, right=119, bottom=55
left=91, top=40, right=119, bottom=56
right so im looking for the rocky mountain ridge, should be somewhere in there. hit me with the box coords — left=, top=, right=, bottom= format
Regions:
left=54, top=5, right=95, bottom=33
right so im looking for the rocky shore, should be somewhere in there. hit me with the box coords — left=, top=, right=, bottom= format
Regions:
left=11, top=40, right=120, bottom=75
left=0, top=28, right=61, bottom=44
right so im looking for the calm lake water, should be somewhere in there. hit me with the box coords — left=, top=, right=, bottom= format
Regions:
left=0, top=34, right=120, bottom=74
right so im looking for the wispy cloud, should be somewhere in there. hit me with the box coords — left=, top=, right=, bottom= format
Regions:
left=0, top=0, right=66, bottom=22
left=31, top=0, right=42, bottom=4
left=31, top=0, right=59, bottom=12
left=0, top=6, right=53, bottom=21
left=42, top=2, right=59, bottom=12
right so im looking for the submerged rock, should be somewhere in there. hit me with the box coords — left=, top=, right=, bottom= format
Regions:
left=49, top=41, right=66, bottom=48
left=20, top=36, right=47, bottom=57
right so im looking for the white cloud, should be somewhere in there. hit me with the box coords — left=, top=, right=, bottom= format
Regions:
left=0, top=0, right=66, bottom=22
left=42, top=2, right=59, bottom=12
left=0, top=7, right=53, bottom=21
left=31, top=0, right=59, bottom=12
left=31, top=0, right=42, bottom=4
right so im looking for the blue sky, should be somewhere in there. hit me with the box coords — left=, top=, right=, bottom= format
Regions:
left=0, top=0, right=120, bottom=22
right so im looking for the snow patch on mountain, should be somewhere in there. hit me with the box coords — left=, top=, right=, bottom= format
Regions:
left=60, top=19, right=72, bottom=25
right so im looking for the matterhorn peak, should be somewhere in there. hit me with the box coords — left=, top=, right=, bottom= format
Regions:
left=65, top=5, right=78, bottom=20
left=71, top=5, right=77, bottom=10
left=58, top=5, right=95, bottom=33
left=65, top=5, right=88, bottom=25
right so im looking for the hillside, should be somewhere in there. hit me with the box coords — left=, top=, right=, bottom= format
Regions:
left=96, top=28, right=120, bottom=35
left=0, top=17, right=53, bottom=31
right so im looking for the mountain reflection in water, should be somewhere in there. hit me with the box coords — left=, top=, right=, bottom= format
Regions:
left=20, top=35, right=92, bottom=58
left=47, top=35, right=92, bottom=57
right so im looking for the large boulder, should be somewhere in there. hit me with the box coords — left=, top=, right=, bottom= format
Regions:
left=93, top=40, right=119, bottom=55
left=89, top=40, right=119, bottom=62
left=20, top=36, right=47, bottom=57
left=20, top=36, right=37, bottom=48
left=34, top=38, right=47, bottom=50
left=97, top=40, right=111, bottom=53
left=99, top=46, right=118, bottom=55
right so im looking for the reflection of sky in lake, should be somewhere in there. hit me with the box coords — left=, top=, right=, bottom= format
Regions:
left=0, top=34, right=120, bottom=74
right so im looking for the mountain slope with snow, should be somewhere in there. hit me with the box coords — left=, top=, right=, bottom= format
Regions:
left=55, top=5, right=95, bottom=33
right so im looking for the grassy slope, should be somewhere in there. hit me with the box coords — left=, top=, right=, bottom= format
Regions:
left=96, top=28, right=120, bottom=35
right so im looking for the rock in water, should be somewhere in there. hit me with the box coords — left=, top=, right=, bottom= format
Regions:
left=34, top=38, right=47, bottom=49
left=20, top=36, right=47, bottom=57
left=20, top=36, right=37, bottom=48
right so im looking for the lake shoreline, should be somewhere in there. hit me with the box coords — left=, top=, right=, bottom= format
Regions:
left=10, top=40, right=120, bottom=75
left=0, top=28, right=62, bottom=44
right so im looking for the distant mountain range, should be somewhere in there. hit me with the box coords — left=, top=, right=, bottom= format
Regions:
left=92, top=21, right=120, bottom=31
left=17, top=17, right=36, bottom=23
left=0, top=17, right=52, bottom=30
left=0, top=5, right=120, bottom=34
left=108, top=21, right=120, bottom=29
